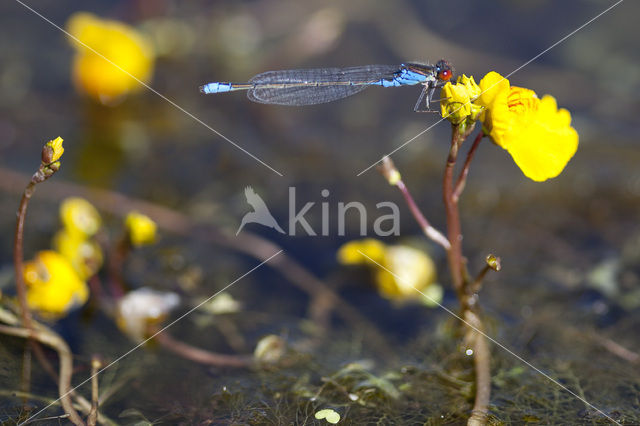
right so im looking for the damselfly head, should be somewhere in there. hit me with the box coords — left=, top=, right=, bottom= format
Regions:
left=435, top=60, right=453, bottom=82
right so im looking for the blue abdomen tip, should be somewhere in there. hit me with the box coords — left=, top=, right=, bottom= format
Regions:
left=200, top=82, right=233, bottom=94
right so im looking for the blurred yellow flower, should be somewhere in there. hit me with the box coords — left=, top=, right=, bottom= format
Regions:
left=337, top=239, right=441, bottom=305
left=53, top=229, right=103, bottom=280
left=476, top=71, right=579, bottom=182
left=60, top=197, right=102, bottom=237
left=125, top=211, right=157, bottom=247
left=337, top=238, right=386, bottom=265
left=23, top=250, right=88, bottom=318
left=43, top=136, right=64, bottom=164
left=66, top=12, right=155, bottom=104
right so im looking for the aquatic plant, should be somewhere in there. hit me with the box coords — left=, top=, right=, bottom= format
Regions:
left=378, top=71, right=578, bottom=424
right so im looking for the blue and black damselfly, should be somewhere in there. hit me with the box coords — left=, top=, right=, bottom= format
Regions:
left=200, top=60, right=453, bottom=111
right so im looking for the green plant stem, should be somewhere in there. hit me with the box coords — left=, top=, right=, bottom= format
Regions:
left=472, top=265, right=492, bottom=294
left=87, top=356, right=101, bottom=426
left=466, top=310, right=491, bottom=426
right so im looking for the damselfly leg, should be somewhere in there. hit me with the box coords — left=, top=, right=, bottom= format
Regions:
left=413, top=85, right=439, bottom=113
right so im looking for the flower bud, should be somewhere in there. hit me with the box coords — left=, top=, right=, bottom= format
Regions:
left=440, top=82, right=471, bottom=125
left=125, top=211, right=157, bottom=247
left=485, top=254, right=501, bottom=271
left=42, top=137, right=64, bottom=164
left=456, top=75, right=481, bottom=100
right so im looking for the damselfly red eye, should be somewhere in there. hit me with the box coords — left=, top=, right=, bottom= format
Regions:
left=434, top=59, right=453, bottom=82
left=439, top=69, right=452, bottom=81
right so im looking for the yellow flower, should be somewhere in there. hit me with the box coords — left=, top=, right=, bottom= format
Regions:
left=23, top=250, right=88, bottom=318
left=457, top=74, right=481, bottom=100
left=374, top=245, right=439, bottom=304
left=53, top=229, right=103, bottom=280
left=66, top=12, right=155, bottom=104
left=60, top=197, right=102, bottom=237
left=440, top=81, right=471, bottom=124
left=476, top=71, right=579, bottom=182
left=125, top=211, right=157, bottom=247
left=440, top=74, right=484, bottom=126
left=337, top=239, right=441, bottom=305
left=43, top=136, right=64, bottom=164
left=337, top=238, right=386, bottom=265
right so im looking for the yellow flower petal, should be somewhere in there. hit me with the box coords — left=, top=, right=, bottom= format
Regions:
left=125, top=211, right=157, bottom=247
left=476, top=72, right=579, bottom=181
left=23, top=250, right=88, bottom=318
left=374, top=245, right=437, bottom=302
left=66, top=12, right=155, bottom=103
left=60, top=197, right=102, bottom=237
left=337, top=238, right=386, bottom=265
left=53, top=229, right=103, bottom=280
left=44, top=137, right=64, bottom=163
left=477, top=71, right=510, bottom=108
left=338, top=239, right=439, bottom=305
left=456, top=74, right=481, bottom=100
left=440, top=82, right=471, bottom=124
left=502, top=105, right=579, bottom=181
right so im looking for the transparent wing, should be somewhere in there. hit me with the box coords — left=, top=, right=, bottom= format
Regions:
left=247, top=65, right=399, bottom=106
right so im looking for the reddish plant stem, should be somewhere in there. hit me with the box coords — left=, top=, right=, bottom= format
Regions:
left=107, top=237, right=128, bottom=299
left=11, top=157, right=88, bottom=425
left=443, top=130, right=466, bottom=298
left=15, top=177, right=37, bottom=417
left=453, top=131, right=484, bottom=203
left=442, top=126, right=491, bottom=425
left=14, top=181, right=36, bottom=329
left=396, top=179, right=451, bottom=251
left=154, top=331, right=253, bottom=368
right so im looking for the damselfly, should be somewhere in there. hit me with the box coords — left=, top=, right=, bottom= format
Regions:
left=199, top=60, right=453, bottom=111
